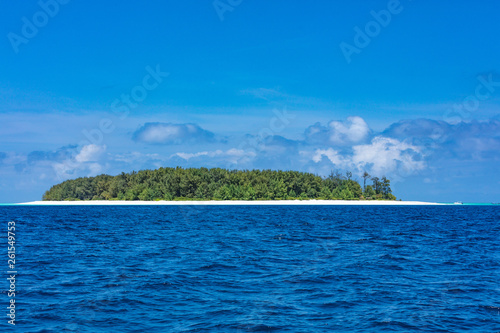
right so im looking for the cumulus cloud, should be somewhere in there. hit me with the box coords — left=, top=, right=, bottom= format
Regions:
left=312, top=148, right=346, bottom=165
left=305, top=116, right=371, bottom=146
left=310, top=137, right=425, bottom=178
left=383, top=118, right=500, bottom=160
left=75, top=144, right=106, bottom=163
left=121, top=116, right=500, bottom=181
left=4, top=116, right=498, bottom=201
left=351, top=137, right=425, bottom=176
left=383, top=118, right=450, bottom=140
left=307, top=117, right=500, bottom=180
left=7, top=145, right=108, bottom=181
left=53, top=159, right=103, bottom=179
left=132, top=122, right=216, bottom=145
left=52, top=145, right=107, bottom=180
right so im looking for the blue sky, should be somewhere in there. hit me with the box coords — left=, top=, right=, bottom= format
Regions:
left=1, top=0, right=500, bottom=202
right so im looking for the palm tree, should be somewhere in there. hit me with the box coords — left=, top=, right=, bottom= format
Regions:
left=372, top=177, right=381, bottom=194
left=362, top=171, right=370, bottom=192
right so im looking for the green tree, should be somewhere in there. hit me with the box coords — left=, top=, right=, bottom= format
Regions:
left=42, top=167, right=396, bottom=202
left=362, top=171, right=370, bottom=192
left=372, top=177, right=381, bottom=194
left=364, top=185, right=376, bottom=199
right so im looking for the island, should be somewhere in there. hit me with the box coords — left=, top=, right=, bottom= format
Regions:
left=42, top=167, right=396, bottom=201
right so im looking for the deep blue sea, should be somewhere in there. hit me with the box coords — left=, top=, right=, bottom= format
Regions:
left=1, top=205, right=499, bottom=332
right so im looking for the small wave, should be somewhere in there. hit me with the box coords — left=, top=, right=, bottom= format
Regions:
left=196, top=263, right=237, bottom=271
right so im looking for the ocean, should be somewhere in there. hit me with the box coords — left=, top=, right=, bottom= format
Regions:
left=1, top=205, right=499, bottom=332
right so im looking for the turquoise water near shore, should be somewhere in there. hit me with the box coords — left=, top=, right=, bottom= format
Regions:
left=1, top=205, right=499, bottom=332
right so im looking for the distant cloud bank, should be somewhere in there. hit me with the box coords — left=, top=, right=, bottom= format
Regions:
left=1, top=116, right=499, bottom=202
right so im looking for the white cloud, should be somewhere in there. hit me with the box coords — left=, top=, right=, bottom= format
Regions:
left=352, top=137, right=425, bottom=176
left=329, top=116, right=370, bottom=145
left=312, top=148, right=346, bottom=165
left=75, top=144, right=106, bottom=163
left=305, top=116, right=371, bottom=146
left=52, top=145, right=107, bottom=180
left=310, top=136, right=425, bottom=178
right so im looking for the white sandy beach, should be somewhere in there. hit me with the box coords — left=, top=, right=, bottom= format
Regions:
left=17, top=200, right=445, bottom=206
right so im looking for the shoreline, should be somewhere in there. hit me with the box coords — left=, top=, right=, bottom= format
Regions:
left=13, top=200, right=445, bottom=206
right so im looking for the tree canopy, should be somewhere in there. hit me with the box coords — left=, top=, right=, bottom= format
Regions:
left=42, top=167, right=396, bottom=201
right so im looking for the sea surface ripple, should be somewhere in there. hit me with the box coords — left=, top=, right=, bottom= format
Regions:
left=1, top=205, right=499, bottom=332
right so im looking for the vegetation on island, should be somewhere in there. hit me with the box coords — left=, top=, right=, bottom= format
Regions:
left=42, top=167, right=396, bottom=201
